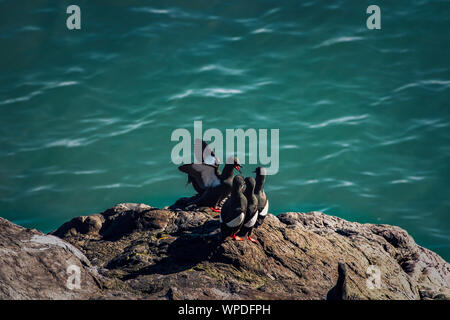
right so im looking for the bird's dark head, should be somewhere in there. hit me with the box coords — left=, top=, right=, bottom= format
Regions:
left=232, top=175, right=245, bottom=192
left=244, top=177, right=256, bottom=192
left=227, top=156, right=243, bottom=174
left=337, top=262, right=347, bottom=278
left=253, top=166, right=267, bottom=176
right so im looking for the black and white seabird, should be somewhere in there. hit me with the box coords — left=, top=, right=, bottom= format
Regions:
left=178, top=139, right=242, bottom=212
left=220, top=175, right=247, bottom=241
left=189, top=156, right=242, bottom=211
left=178, top=139, right=221, bottom=195
left=182, top=156, right=242, bottom=212
left=253, top=167, right=269, bottom=229
left=236, top=177, right=259, bottom=243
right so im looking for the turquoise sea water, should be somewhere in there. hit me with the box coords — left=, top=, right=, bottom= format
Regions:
left=0, top=1, right=449, bottom=261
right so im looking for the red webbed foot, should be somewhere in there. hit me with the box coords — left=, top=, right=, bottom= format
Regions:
left=231, top=234, right=244, bottom=241
left=247, top=236, right=259, bottom=244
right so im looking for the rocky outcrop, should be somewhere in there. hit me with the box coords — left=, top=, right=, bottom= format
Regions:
left=0, top=217, right=99, bottom=299
left=1, top=203, right=449, bottom=299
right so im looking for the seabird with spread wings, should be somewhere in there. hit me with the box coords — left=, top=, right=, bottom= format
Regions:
left=178, top=139, right=242, bottom=212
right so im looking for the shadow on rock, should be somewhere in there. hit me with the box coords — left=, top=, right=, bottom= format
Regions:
left=121, top=223, right=223, bottom=280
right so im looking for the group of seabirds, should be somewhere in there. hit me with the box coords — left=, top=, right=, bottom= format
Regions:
left=174, top=140, right=348, bottom=299
left=174, top=139, right=269, bottom=244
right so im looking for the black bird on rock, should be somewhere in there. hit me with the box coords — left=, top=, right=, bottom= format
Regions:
left=178, top=139, right=221, bottom=195
left=190, top=156, right=241, bottom=212
left=178, top=139, right=242, bottom=212
left=253, top=167, right=269, bottom=229
left=220, top=175, right=247, bottom=241
left=326, top=262, right=348, bottom=300
left=236, top=177, right=259, bottom=243
left=180, top=159, right=242, bottom=212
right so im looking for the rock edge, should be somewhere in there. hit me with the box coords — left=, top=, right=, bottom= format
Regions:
left=1, top=203, right=449, bottom=300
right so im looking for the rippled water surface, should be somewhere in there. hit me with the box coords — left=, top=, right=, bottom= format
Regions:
left=0, top=1, right=449, bottom=260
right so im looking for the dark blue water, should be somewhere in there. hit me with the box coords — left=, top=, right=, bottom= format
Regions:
left=0, top=0, right=449, bottom=261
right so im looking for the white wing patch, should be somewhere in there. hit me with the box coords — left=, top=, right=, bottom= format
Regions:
left=226, top=212, right=245, bottom=228
left=259, top=200, right=269, bottom=217
left=244, top=211, right=258, bottom=228
left=204, top=155, right=217, bottom=166
left=194, top=139, right=220, bottom=167
left=191, top=164, right=220, bottom=188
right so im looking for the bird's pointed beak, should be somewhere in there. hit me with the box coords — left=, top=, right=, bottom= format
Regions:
left=234, top=165, right=241, bottom=173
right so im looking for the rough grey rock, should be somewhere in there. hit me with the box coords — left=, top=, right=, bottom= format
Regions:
left=1, top=203, right=449, bottom=300
left=0, top=218, right=100, bottom=299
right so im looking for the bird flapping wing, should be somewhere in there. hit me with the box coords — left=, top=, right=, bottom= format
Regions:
left=178, top=163, right=220, bottom=189
left=194, top=139, right=220, bottom=167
